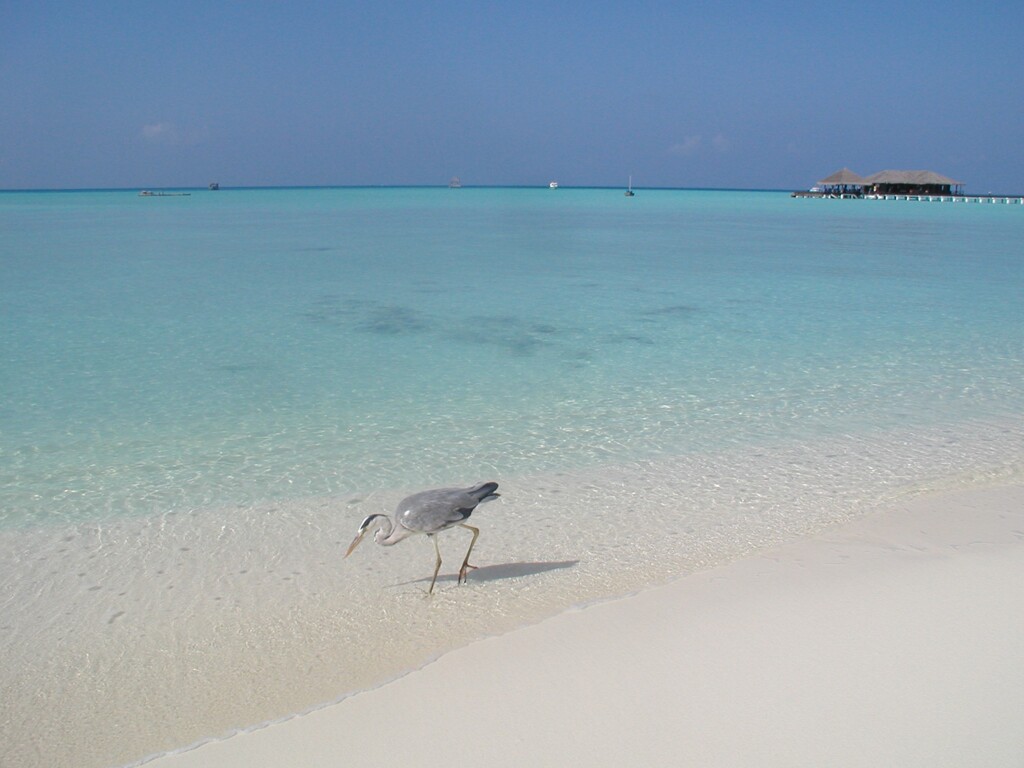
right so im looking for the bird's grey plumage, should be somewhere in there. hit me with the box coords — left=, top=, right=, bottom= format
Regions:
left=345, top=482, right=499, bottom=594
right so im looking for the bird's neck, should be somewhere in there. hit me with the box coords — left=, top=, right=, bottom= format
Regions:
left=373, top=516, right=399, bottom=546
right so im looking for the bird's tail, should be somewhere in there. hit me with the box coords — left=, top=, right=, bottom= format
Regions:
left=468, top=481, right=500, bottom=503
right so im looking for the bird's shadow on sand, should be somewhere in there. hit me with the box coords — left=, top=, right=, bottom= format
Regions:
left=392, top=559, right=579, bottom=590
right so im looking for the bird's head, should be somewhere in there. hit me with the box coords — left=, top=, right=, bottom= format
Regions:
left=344, top=514, right=384, bottom=557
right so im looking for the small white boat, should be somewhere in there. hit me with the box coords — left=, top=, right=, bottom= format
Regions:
left=549, top=181, right=558, bottom=189
left=625, top=176, right=635, bottom=197
left=449, top=176, right=462, bottom=188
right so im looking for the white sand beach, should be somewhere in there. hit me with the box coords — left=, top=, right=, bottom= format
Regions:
left=146, top=483, right=1024, bottom=768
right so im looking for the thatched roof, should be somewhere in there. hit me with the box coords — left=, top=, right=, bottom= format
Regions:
left=862, top=170, right=963, bottom=186
left=817, top=168, right=866, bottom=185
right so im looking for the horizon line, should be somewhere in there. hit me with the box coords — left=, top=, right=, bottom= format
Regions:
left=0, top=184, right=839, bottom=195
left=3, top=183, right=1020, bottom=195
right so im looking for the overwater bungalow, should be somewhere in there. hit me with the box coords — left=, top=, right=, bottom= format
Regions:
left=861, top=170, right=963, bottom=196
left=816, top=168, right=867, bottom=197
left=795, top=169, right=1023, bottom=204
left=795, top=168, right=966, bottom=199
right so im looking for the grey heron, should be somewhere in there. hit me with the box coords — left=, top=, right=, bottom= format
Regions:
left=344, top=482, right=500, bottom=594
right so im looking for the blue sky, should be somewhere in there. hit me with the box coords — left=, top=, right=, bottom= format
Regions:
left=2, top=1, right=1022, bottom=191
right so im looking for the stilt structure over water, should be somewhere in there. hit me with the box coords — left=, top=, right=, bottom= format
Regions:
left=793, top=168, right=1023, bottom=204
left=864, top=170, right=964, bottom=196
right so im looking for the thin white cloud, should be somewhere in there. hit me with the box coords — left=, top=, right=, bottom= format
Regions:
left=669, top=136, right=702, bottom=157
left=140, top=122, right=209, bottom=146
left=669, top=134, right=732, bottom=158
left=141, top=122, right=180, bottom=143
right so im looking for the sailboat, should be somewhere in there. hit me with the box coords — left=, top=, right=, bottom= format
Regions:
left=624, top=175, right=635, bottom=197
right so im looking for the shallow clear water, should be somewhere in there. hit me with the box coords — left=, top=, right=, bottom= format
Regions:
left=3, top=188, right=1021, bottom=525
left=1, top=188, right=1022, bottom=767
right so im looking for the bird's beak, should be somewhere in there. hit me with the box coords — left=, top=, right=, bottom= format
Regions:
left=344, top=529, right=368, bottom=558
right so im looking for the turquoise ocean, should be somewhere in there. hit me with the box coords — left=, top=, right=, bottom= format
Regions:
left=2, top=187, right=1023, bottom=767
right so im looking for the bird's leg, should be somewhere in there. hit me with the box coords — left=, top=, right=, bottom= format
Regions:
left=457, top=523, right=480, bottom=584
left=427, top=535, right=443, bottom=595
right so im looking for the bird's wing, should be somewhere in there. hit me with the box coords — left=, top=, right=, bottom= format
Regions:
left=396, top=488, right=478, bottom=532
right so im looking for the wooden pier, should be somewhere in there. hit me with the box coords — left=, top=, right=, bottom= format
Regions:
left=796, top=169, right=1022, bottom=205
left=792, top=191, right=1024, bottom=204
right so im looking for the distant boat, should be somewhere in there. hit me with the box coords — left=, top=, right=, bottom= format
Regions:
left=625, top=176, right=635, bottom=197
left=138, top=190, right=191, bottom=197
left=208, top=182, right=219, bottom=190
left=449, top=176, right=462, bottom=189
left=549, top=181, right=558, bottom=189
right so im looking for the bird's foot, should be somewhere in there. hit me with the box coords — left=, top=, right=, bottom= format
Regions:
left=458, top=563, right=478, bottom=584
